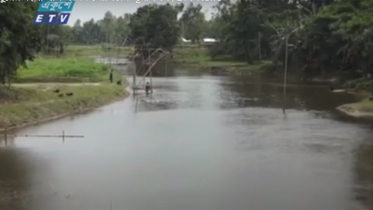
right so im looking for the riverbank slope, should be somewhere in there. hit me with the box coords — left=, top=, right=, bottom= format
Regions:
left=337, top=97, right=373, bottom=118
left=0, top=83, right=129, bottom=131
left=0, top=52, right=129, bottom=131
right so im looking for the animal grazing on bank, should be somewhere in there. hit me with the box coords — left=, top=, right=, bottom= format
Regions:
left=65, top=92, right=73, bottom=96
left=117, top=80, right=122, bottom=85
left=58, top=93, right=64, bottom=97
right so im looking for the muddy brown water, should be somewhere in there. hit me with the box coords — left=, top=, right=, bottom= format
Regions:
left=2, top=72, right=373, bottom=209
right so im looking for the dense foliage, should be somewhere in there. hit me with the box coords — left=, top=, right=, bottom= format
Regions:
left=0, top=2, right=41, bottom=84
left=129, top=4, right=181, bottom=57
left=71, top=11, right=131, bottom=47
left=3, top=0, right=373, bottom=84
left=207, top=0, right=373, bottom=77
left=179, top=3, right=206, bottom=44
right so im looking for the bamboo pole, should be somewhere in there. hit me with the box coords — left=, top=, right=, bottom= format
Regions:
left=132, top=47, right=164, bottom=89
left=165, top=54, right=168, bottom=76
left=258, top=32, right=262, bottom=60
left=283, top=35, right=289, bottom=113
left=132, top=53, right=138, bottom=91
left=7, top=134, right=84, bottom=138
left=135, top=98, right=139, bottom=113
left=4, top=127, right=7, bottom=143
left=142, top=52, right=169, bottom=77
left=150, top=67, right=153, bottom=93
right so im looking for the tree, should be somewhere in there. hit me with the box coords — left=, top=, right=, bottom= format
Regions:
left=204, top=0, right=363, bottom=78
left=229, top=0, right=264, bottom=63
left=72, top=19, right=83, bottom=44
left=80, top=19, right=103, bottom=45
left=180, top=3, right=206, bottom=43
left=290, top=0, right=373, bottom=77
left=101, top=11, right=116, bottom=48
left=39, top=24, right=72, bottom=55
left=115, top=13, right=131, bottom=45
left=129, top=4, right=180, bottom=57
left=207, top=0, right=266, bottom=63
left=0, top=2, right=41, bottom=84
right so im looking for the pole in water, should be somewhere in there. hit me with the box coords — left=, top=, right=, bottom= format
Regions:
left=62, top=130, right=65, bottom=142
left=150, top=68, right=153, bottom=94
left=282, top=34, right=289, bottom=113
left=135, top=98, right=138, bottom=113
left=4, top=126, right=7, bottom=145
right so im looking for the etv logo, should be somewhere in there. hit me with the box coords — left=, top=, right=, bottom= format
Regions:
left=34, top=13, right=71, bottom=25
left=34, top=1, right=75, bottom=25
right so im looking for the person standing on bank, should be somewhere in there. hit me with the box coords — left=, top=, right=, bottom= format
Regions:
left=109, top=70, right=113, bottom=83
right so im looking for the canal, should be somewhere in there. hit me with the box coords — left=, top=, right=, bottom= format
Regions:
left=1, top=72, right=373, bottom=209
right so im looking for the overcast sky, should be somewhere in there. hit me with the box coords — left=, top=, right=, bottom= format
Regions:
left=68, top=1, right=220, bottom=26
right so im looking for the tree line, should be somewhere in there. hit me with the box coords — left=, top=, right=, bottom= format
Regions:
left=0, top=1, right=212, bottom=84
left=1, top=0, right=373, bottom=84
left=207, top=0, right=373, bottom=79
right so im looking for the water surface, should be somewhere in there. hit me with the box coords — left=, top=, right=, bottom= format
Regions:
left=1, top=74, right=373, bottom=209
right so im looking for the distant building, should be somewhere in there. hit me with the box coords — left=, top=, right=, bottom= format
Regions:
left=180, top=37, right=218, bottom=45
left=203, top=38, right=217, bottom=43
left=181, top=37, right=191, bottom=43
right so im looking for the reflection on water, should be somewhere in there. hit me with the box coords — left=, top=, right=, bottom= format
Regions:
left=354, top=140, right=373, bottom=209
left=0, top=138, right=32, bottom=209
left=1, top=72, right=373, bottom=209
left=132, top=75, right=361, bottom=114
left=224, top=75, right=361, bottom=111
left=101, top=56, right=177, bottom=77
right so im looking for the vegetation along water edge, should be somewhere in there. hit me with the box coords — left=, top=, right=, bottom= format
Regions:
left=2, top=0, right=373, bottom=124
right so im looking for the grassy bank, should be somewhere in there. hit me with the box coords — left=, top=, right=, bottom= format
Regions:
left=0, top=46, right=130, bottom=131
left=65, top=45, right=133, bottom=57
left=0, top=84, right=128, bottom=130
left=335, top=76, right=373, bottom=117
left=63, top=44, right=269, bottom=75
left=173, top=45, right=270, bottom=74
left=337, top=98, right=373, bottom=118
left=15, top=57, right=114, bottom=83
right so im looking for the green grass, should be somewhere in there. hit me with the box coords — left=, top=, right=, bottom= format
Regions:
left=173, top=44, right=270, bottom=73
left=63, top=44, right=270, bottom=76
left=0, top=44, right=131, bottom=129
left=0, top=87, right=54, bottom=104
left=337, top=97, right=373, bottom=118
left=16, top=57, right=111, bottom=82
left=65, top=45, right=133, bottom=57
left=173, top=45, right=210, bottom=63
left=341, top=98, right=373, bottom=112
left=0, top=84, right=128, bottom=129
left=345, top=78, right=373, bottom=90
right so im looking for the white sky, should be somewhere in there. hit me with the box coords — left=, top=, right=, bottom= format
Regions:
left=68, top=0, right=220, bottom=25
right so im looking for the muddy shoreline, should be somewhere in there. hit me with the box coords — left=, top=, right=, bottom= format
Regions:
left=337, top=103, right=373, bottom=118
